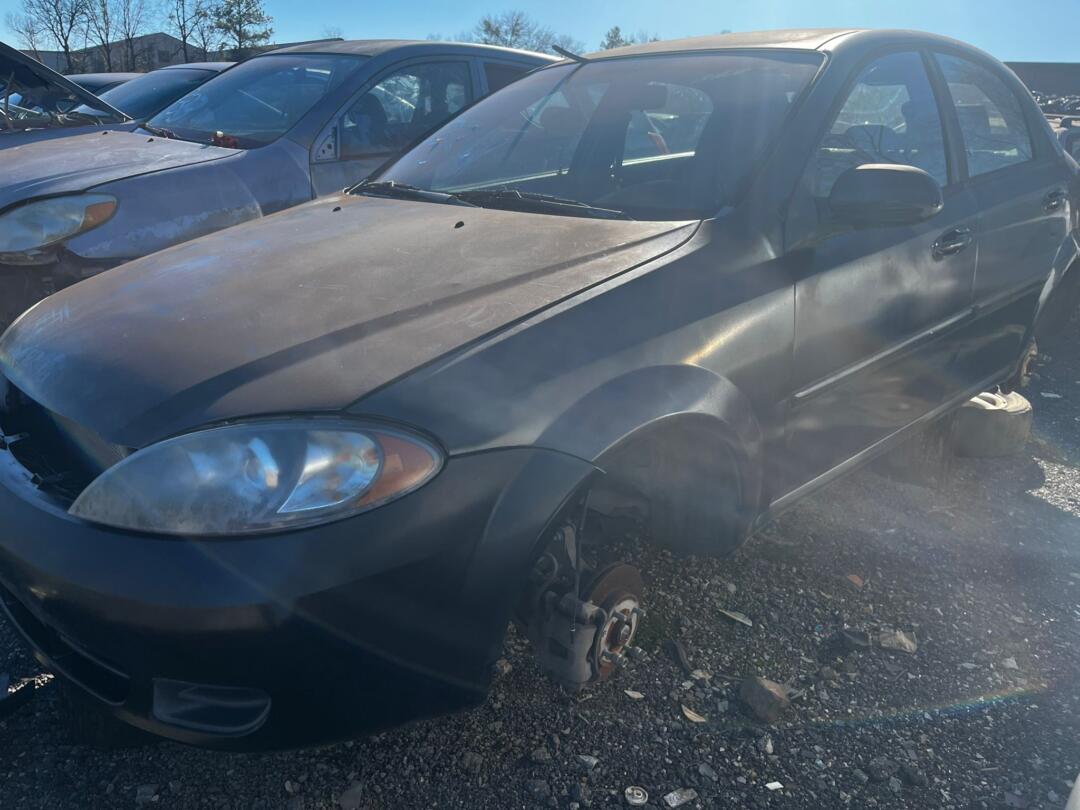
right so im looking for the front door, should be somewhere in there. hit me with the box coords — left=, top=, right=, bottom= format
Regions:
left=310, top=60, right=476, bottom=196
left=782, top=50, right=978, bottom=492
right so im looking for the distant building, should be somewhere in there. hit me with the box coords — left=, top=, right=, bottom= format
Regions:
left=1007, top=62, right=1080, bottom=96
left=23, top=33, right=341, bottom=74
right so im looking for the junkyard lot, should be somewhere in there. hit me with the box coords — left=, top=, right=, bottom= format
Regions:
left=1, top=316, right=1078, bottom=808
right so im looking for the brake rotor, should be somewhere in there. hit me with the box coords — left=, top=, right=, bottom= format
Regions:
left=582, top=563, right=644, bottom=680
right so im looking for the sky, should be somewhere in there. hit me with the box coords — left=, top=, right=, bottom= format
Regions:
left=1, top=0, right=1077, bottom=63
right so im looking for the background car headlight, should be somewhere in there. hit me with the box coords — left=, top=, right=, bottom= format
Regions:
left=68, top=420, right=443, bottom=536
left=0, top=194, right=118, bottom=258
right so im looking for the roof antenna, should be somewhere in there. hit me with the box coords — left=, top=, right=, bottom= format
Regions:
left=552, top=44, right=588, bottom=63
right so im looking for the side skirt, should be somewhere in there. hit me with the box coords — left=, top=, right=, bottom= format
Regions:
left=756, top=364, right=1015, bottom=528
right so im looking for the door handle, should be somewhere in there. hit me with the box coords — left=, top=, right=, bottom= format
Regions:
left=1044, top=189, right=1068, bottom=212
left=932, top=227, right=973, bottom=258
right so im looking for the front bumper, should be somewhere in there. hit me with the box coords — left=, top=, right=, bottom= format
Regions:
left=0, top=442, right=593, bottom=749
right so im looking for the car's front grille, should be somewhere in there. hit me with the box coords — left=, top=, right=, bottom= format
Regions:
left=0, top=376, right=128, bottom=506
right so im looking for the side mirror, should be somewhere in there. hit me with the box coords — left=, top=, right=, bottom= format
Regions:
left=1061, top=130, right=1080, bottom=163
left=828, top=164, right=944, bottom=227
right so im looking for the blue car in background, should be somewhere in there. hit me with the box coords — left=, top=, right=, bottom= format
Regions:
left=73, top=64, right=235, bottom=125
left=0, top=40, right=554, bottom=327
left=67, top=72, right=142, bottom=95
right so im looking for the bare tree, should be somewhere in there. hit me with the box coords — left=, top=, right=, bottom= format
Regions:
left=116, top=0, right=149, bottom=70
left=20, top=0, right=88, bottom=71
left=5, top=11, right=46, bottom=59
left=190, top=0, right=219, bottom=58
left=466, top=10, right=583, bottom=55
left=213, top=0, right=272, bottom=57
left=167, top=0, right=205, bottom=62
left=320, top=24, right=343, bottom=40
left=83, top=0, right=116, bottom=70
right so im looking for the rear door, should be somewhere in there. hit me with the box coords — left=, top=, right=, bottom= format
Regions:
left=783, top=49, right=979, bottom=492
left=310, top=59, right=476, bottom=195
left=931, top=51, right=1071, bottom=382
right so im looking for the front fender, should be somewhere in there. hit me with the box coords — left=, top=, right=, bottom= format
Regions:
left=68, top=143, right=312, bottom=262
left=537, top=364, right=763, bottom=469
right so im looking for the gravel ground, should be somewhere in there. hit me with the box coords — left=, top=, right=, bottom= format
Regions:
left=2, top=317, right=1079, bottom=810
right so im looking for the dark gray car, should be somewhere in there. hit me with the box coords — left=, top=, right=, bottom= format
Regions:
left=0, top=41, right=555, bottom=326
left=0, top=29, right=1076, bottom=750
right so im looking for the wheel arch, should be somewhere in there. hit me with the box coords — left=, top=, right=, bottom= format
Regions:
left=537, top=364, right=766, bottom=555
left=1032, top=231, right=1080, bottom=347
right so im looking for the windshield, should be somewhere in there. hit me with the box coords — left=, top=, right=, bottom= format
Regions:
left=0, top=71, right=124, bottom=132
left=375, top=52, right=821, bottom=220
left=73, top=68, right=218, bottom=121
left=145, top=53, right=366, bottom=148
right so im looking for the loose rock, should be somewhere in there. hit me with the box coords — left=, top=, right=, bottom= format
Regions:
left=878, top=629, right=918, bottom=654
left=662, top=787, right=698, bottom=807
left=740, top=676, right=790, bottom=723
left=576, top=754, right=599, bottom=773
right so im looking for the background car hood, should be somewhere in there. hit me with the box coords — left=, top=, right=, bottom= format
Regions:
left=0, top=130, right=238, bottom=209
left=0, top=194, right=696, bottom=447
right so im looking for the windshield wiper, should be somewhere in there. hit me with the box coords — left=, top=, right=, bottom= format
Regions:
left=351, top=180, right=478, bottom=208
left=142, top=123, right=178, bottom=139
left=453, top=188, right=632, bottom=220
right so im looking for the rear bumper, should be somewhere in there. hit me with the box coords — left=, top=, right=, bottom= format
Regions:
left=0, top=443, right=594, bottom=749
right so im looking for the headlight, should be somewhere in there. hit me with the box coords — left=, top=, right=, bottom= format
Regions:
left=69, top=420, right=443, bottom=536
left=0, top=194, right=118, bottom=258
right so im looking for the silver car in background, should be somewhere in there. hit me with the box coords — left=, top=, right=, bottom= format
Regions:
left=0, top=40, right=555, bottom=327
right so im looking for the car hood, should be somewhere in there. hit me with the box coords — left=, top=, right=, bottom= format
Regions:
left=0, top=194, right=697, bottom=448
left=0, top=130, right=239, bottom=209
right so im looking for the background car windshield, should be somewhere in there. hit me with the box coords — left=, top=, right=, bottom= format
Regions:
left=378, top=52, right=822, bottom=220
left=146, top=54, right=366, bottom=147
left=73, top=68, right=216, bottom=121
left=1, top=74, right=124, bottom=130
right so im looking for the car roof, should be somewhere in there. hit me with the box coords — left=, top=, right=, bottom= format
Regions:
left=584, top=29, right=858, bottom=59
left=68, top=72, right=143, bottom=82
left=157, top=62, right=234, bottom=72
left=268, top=38, right=558, bottom=63
left=577, top=28, right=1011, bottom=65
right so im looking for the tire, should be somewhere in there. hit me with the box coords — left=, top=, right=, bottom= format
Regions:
left=951, top=391, right=1033, bottom=458
left=56, top=680, right=152, bottom=750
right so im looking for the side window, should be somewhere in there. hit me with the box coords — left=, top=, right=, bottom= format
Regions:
left=484, top=61, right=530, bottom=93
left=340, top=61, right=473, bottom=157
left=935, top=53, right=1033, bottom=177
left=807, top=51, right=948, bottom=197
left=622, top=83, right=713, bottom=162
